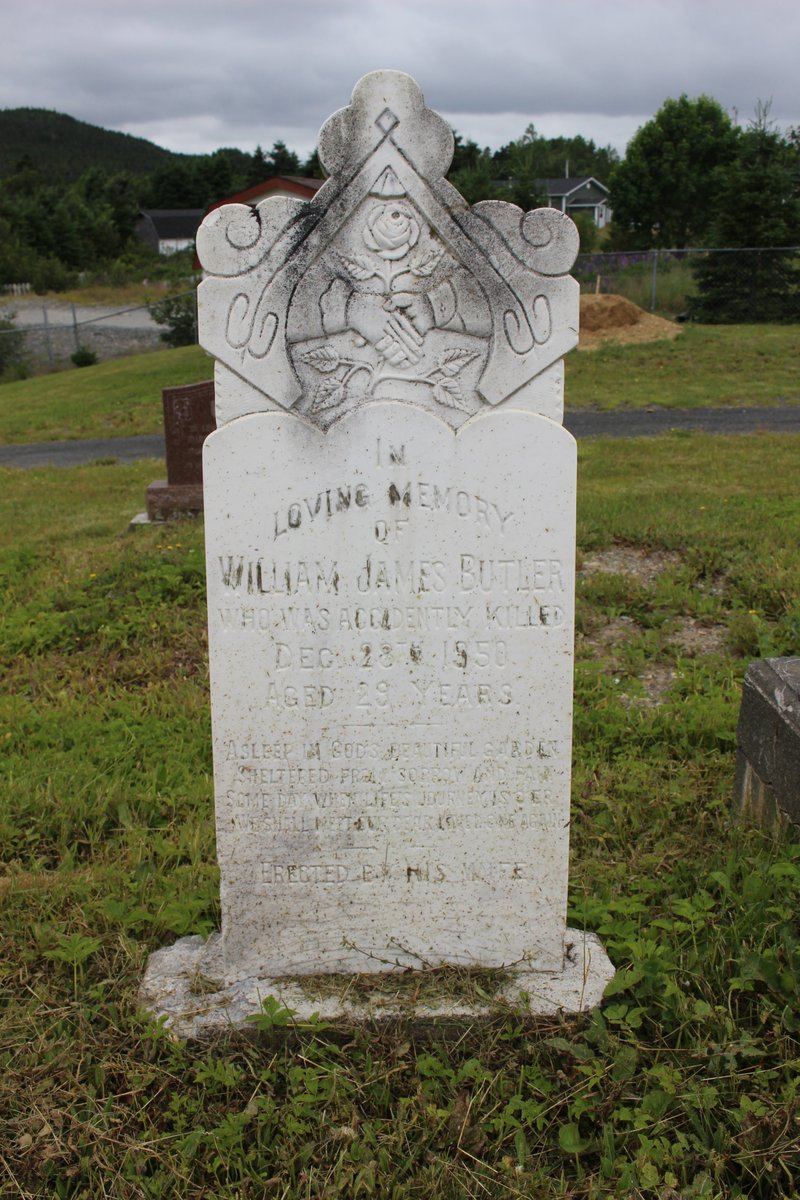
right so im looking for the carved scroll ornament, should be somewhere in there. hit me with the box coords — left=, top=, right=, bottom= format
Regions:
left=197, top=71, right=579, bottom=431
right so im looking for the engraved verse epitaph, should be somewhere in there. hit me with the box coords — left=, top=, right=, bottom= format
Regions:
left=140, top=72, right=614, bottom=1029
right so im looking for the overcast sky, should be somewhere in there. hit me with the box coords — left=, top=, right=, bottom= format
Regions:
left=2, top=0, right=798, bottom=161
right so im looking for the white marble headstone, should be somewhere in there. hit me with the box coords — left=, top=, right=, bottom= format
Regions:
left=140, top=70, right=613, bottom=1028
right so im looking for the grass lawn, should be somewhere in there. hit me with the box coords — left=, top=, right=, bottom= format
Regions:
left=0, top=345, right=211, bottom=445
left=568, top=324, right=800, bottom=409
left=1, top=434, right=798, bottom=1197
left=1, top=324, right=799, bottom=446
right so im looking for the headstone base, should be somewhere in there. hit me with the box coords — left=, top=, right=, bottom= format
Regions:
left=139, top=931, right=615, bottom=1040
left=146, top=480, right=205, bottom=521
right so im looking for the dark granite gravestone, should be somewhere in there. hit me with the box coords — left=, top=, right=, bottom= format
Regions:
left=734, top=657, right=800, bottom=828
left=146, top=380, right=216, bottom=520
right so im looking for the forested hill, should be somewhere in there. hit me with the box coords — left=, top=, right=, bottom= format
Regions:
left=0, top=105, right=623, bottom=292
left=0, top=108, right=183, bottom=180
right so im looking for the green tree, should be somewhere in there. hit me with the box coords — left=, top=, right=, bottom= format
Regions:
left=301, top=147, right=325, bottom=179
left=493, top=128, right=617, bottom=183
left=199, top=151, right=235, bottom=202
left=103, top=171, right=141, bottom=243
left=446, top=132, right=501, bottom=203
left=571, top=212, right=599, bottom=253
left=248, top=144, right=270, bottom=185
left=267, top=140, right=301, bottom=177
left=449, top=152, right=503, bottom=204
left=689, top=106, right=800, bottom=322
left=450, top=132, right=484, bottom=174
left=610, top=95, right=739, bottom=247
left=146, top=160, right=198, bottom=208
left=0, top=307, right=28, bottom=379
left=503, top=128, right=548, bottom=209
left=535, top=133, right=618, bottom=182
left=150, top=292, right=197, bottom=347
left=0, top=212, right=37, bottom=284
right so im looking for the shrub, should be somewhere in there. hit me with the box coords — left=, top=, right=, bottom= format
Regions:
left=71, top=346, right=98, bottom=368
left=572, top=212, right=599, bottom=253
left=30, top=256, right=77, bottom=294
left=149, top=291, right=197, bottom=347
left=0, top=310, right=28, bottom=380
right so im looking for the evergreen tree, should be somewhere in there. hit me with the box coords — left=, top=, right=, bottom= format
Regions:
left=503, top=129, right=548, bottom=209
left=301, top=148, right=325, bottom=179
left=104, top=172, right=141, bottom=242
left=491, top=126, right=618, bottom=191
left=689, top=107, right=800, bottom=322
left=0, top=213, right=36, bottom=284
left=450, top=132, right=484, bottom=174
left=444, top=132, right=498, bottom=203
left=449, top=151, right=504, bottom=204
left=267, top=140, right=301, bottom=177
left=146, top=160, right=198, bottom=208
left=248, top=144, right=270, bottom=185
left=201, top=151, right=236, bottom=202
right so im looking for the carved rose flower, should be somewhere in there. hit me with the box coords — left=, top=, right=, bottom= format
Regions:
left=363, top=204, right=420, bottom=261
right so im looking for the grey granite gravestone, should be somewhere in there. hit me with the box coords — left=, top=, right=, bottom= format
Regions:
left=735, top=657, right=800, bottom=829
left=140, top=70, right=614, bottom=1036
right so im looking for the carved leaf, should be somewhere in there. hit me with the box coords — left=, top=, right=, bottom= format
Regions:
left=432, top=377, right=471, bottom=413
left=299, top=344, right=341, bottom=374
left=338, top=253, right=379, bottom=281
left=409, top=247, right=444, bottom=277
left=435, top=348, right=479, bottom=377
left=311, top=378, right=347, bottom=413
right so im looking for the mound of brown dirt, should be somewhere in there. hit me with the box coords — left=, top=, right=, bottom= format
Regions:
left=578, top=293, right=682, bottom=350
left=578, top=545, right=682, bottom=586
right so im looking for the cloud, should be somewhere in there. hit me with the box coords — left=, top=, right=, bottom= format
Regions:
left=1, top=0, right=798, bottom=157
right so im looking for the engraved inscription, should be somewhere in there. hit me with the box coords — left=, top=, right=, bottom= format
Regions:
left=203, top=353, right=576, bottom=975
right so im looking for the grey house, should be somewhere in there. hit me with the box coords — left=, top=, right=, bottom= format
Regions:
left=538, top=177, right=612, bottom=228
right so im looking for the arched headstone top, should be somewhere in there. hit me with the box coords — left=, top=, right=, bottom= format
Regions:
left=197, top=70, right=579, bottom=429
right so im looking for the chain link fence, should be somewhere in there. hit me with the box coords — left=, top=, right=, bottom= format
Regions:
left=575, top=246, right=800, bottom=321
left=0, top=289, right=198, bottom=375
left=2, top=249, right=799, bottom=378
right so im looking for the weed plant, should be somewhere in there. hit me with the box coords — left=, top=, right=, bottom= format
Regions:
left=1, top=435, right=799, bottom=1197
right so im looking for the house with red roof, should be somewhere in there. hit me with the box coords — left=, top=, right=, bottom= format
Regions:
left=194, top=176, right=325, bottom=268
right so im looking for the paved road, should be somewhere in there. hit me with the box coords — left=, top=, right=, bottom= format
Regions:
left=566, top=405, right=800, bottom=438
left=1, top=407, right=798, bottom=470
left=0, top=433, right=165, bottom=469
